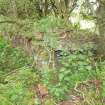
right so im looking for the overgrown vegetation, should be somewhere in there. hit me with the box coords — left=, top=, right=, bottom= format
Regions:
left=0, top=0, right=105, bottom=105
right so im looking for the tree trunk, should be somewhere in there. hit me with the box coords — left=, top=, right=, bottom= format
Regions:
left=10, top=0, right=18, bottom=18
left=96, top=0, right=105, bottom=36
left=44, top=0, right=48, bottom=16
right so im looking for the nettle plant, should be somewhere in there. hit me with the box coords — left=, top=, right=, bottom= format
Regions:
left=0, top=67, right=39, bottom=105
left=42, top=48, right=95, bottom=101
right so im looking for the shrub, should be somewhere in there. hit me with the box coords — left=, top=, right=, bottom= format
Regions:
left=42, top=48, right=95, bottom=101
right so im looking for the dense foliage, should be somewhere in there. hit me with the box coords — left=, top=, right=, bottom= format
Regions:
left=0, top=0, right=105, bottom=105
